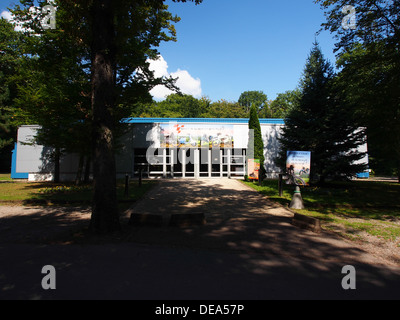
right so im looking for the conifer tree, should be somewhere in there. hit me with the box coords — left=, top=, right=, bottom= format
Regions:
left=248, top=104, right=265, bottom=180
left=278, top=43, right=367, bottom=183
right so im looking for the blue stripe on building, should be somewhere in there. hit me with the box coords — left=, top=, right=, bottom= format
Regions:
left=122, top=118, right=286, bottom=125
left=11, top=142, right=29, bottom=179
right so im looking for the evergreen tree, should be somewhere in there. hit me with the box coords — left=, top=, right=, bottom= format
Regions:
left=248, top=104, right=265, bottom=180
left=0, top=18, right=23, bottom=172
left=278, top=43, right=367, bottom=183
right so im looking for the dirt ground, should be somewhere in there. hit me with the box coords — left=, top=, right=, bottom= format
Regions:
left=1, top=178, right=399, bottom=267
left=1, top=178, right=400, bottom=300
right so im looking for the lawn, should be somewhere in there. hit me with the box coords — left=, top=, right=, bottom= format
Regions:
left=0, top=174, right=12, bottom=181
left=243, top=179, right=400, bottom=243
left=0, top=179, right=157, bottom=209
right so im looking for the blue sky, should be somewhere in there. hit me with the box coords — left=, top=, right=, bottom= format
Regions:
left=1, top=0, right=340, bottom=102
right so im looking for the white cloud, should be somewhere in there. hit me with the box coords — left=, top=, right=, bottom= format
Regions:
left=1, top=10, right=29, bottom=32
left=1, top=10, right=12, bottom=21
left=149, top=55, right=170, bottom=78
left=148, top=55, right=202, bottom=100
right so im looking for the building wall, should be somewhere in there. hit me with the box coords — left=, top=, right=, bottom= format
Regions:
left=16, top=125, right=81, bottom=181
left=12, top=119, right=368, bottom=181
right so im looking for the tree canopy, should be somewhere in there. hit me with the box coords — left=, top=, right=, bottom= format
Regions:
left=6, top=0, right=203, bottom=233
left=268, top=89, right=300, bottom=119
left=132, top=94, right=249, bottom=119
left=0, top=18, right=24, bottom=171
left=238, top=90, right=268, bottom=114
left=278, top=42, right=367, bottom=183
left=316, top=0, right=400, bottom=180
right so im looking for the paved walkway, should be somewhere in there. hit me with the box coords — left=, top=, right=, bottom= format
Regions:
left=123, top=179, right=397, bottom=266
left=1, top=178, right=400, bottom=300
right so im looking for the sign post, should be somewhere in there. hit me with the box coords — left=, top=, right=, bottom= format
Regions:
left=286, top=151, right=311, bottom=185
left=286, top=151, right=311, bottom=209
left=247, top=159, right=260, bottom=181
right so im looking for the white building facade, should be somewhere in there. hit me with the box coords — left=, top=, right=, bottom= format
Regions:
left=11, top=118, right=369, bottom=181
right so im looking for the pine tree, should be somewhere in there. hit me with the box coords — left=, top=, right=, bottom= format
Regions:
left=278, top=43, right=367, bottom=183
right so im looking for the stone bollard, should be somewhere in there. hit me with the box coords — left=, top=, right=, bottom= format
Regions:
left=289, top=185, right=305, bottom=210
left=292, top=213, right=321, bottom=233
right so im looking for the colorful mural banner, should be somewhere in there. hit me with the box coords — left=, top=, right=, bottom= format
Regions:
left=286, top=151, right=311, bottom=184
left=160, top=123, right=234, bottom=148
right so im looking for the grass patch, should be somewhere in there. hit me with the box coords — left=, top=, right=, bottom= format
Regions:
left=0, top=179, right=157, bottom=207
left=0, top=174, right=12, bottom=181
left=243, top=179, right=400, bottom=242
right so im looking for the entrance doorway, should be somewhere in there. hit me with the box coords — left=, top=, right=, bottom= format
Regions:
left=133, top=148, right=246, bottom=179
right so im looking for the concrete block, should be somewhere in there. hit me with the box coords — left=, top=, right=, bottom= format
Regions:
left=292, top=213, right=321, bottom=233
left=129, top=213, right=163, bottom=227
left=169, top=213, right=206, bottom=227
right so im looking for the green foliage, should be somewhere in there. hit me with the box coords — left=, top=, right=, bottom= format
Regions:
left=243, top=179, right=400, bottom=241
left=315, top=0, right=399, bottom=53
left=5, top=0, right=203, bottom=233
left=238, top=90, right=268, bottom=114
left=248, top=104, right=265, bottom=178
left=268, top=89, right=301, bottom=119
left=336, top=42, right=400, bottom=179
left=278, top=43, right=367, bottom=182
left=0, top=18, right=25, bottom=171
left=9, top=0, right=188, bottom=127
left=133, top=94, right=248, bottom=119
left=7, top=1, right=197, bottom=179
left=202, top=99, right=248, bottom=118
left=316, top=0, right=400, bottom=181
left=158, top=94, right=208, bottom=118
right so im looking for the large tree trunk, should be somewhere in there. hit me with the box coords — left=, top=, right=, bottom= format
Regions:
left=75, top=154, right=84, bottom=186
left=89, top=0, right=120, bottom=234
left=53, top=147, right=61, bottom=183
left=84, top=155, right=91, bottom=184
left=397, top=159, right=400, bottom=184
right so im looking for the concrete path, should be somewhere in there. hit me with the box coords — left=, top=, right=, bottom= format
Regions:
left=0, top=178, right=399, bottom=300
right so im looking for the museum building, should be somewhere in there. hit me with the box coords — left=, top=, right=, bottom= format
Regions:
left=10, top=118, right=369, bottom=181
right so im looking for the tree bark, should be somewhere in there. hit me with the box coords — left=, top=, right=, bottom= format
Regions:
left=54, top=147, right=61, bottom=183
left=89, top=0, right=120, bottom=234
left=397, top=159, right=400, bottom=184
left=84, top=155, right=91, bottom=184
left=75, top=154, right=84, bottom=186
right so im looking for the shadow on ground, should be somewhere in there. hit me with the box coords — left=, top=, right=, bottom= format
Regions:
left=1, top=179, right=399, bottom=300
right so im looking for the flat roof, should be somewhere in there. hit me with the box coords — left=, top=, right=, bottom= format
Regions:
left=122, top=118, right=285, bottom=125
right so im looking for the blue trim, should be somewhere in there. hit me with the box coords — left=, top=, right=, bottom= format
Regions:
left=356, top=172, right=370, bottom=179
left=11, top=143, right=29, bottom=179
left=122, top=118, right=286, bottom=125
